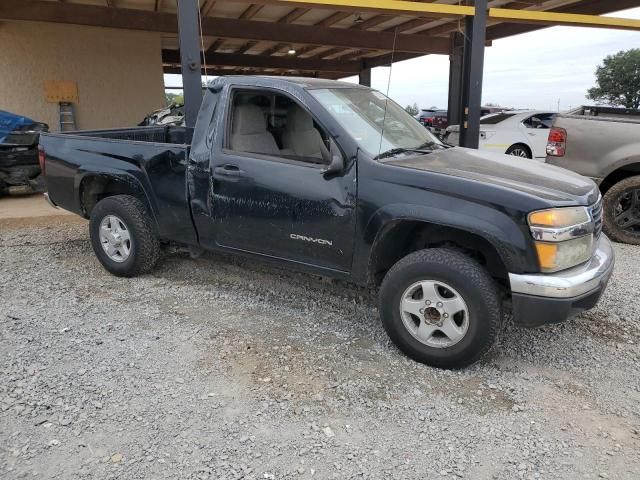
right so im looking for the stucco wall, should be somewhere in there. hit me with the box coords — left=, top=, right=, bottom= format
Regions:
left=0, top=22, right=165, bottom=131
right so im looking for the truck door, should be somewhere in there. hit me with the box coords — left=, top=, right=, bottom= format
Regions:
left=203, top=88, right=356, bottom=273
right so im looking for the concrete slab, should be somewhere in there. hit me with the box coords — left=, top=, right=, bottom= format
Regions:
left=0, top=194, right=75, bottom=220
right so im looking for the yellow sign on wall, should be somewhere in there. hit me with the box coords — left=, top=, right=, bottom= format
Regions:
left=44, top=80, right=79, bottom=103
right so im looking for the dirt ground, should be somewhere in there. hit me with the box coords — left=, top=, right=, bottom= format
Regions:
left=1, top=201, right=639, bottom=480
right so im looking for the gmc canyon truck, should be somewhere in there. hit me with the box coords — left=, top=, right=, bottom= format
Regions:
left=39, top=76, right=614, bottom=369
left=546, top=106, right=640, bottom=245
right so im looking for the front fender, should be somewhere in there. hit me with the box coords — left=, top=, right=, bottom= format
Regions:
left=353, top=201, right=537, bottom=283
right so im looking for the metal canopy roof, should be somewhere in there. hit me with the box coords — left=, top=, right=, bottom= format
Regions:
left=2, top=0, right=640, bottom=79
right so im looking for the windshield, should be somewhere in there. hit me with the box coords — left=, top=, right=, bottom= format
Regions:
left=309, top=87, right=443, bottom=158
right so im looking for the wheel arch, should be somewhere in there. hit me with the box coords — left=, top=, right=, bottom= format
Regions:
left=599, top=161, right=640, bottom=195
left=367, top=218, right=513, bottom=288
left=78, top=173, right=157, bottom=223
left=506, top=142, right=532, bottom=158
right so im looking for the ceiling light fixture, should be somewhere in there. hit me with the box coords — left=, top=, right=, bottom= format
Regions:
left=287, top=47, right=297, bottom=55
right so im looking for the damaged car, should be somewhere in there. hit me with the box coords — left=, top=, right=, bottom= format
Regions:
left=0, top=110, right=48, bottom=196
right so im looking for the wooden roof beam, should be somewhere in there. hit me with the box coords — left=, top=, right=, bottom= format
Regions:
left=0, top=1, right=450, bottom=54
left=162, top=49, right=363, bottom=73
left=239, top=4, right=264, bottom=20
left=200, top=0, right=217, bottom=17
left=164, top=65, right=333, bottom=78
left=250, top=0, right=474, bottom=18
left=236, top=6, right=311, bottom=56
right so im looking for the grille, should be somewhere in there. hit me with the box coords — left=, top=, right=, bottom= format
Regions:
left=590, top=197, right=603, bottom=238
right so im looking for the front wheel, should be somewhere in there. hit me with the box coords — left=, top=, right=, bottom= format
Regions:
left=379, top=248, right=501, bottom=369
left=89, top=195, right=160, bottom=277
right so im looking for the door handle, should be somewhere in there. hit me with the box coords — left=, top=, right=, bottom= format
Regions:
left=213, top=164, right=245, bottom=177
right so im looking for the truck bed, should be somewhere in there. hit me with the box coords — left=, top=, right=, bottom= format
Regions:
left=40, top=125, right=197, bottom=245
left=547, top=108, right=640, bottom=182
left=566, top=105, right=640, bottom=121
left=69, top=125, right=193, bottom=144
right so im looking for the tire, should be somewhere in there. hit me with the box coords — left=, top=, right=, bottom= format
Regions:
left=602, top=176, right=640, bottom=245
left=505, top=144, right=531, bottom=159
left=89, top=195, right=160, bottom=277
left=379, top=248, right=501, bottom=369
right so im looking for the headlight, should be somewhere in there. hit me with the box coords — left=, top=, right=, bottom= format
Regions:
left=529, top=207, right=589, bottom=229
left=528, top=206, right=594, bottom=272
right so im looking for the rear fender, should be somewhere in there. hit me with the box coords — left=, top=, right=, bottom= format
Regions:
left=76, top=169, right=160, bottom=228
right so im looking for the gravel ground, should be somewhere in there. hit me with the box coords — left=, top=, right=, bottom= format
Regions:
left=1, top=216, right=639, bottom=480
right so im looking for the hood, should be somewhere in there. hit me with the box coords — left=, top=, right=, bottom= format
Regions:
left=386, top=147, right=599, bottom=205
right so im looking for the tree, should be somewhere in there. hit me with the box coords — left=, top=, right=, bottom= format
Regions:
left=405, top=102, right=419, bottom=116
left=164, top=92, right=184, bottom=106
left=164, top=80, right=209, bottom=106
left=587, top=49, right=640, bottom=109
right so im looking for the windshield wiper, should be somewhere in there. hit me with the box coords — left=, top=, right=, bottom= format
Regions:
left=374, top=146, right=432, bottom=160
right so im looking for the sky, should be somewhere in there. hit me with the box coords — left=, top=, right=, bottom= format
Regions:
left=165, top=7, right=640, bottom=112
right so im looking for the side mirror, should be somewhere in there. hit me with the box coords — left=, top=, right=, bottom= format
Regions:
left=322, top=138, right=344, bottom=175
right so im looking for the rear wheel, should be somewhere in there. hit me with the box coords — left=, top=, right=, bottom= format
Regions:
left=379, top=248, right=501, bottom=369
left=505, top=144, right=531, bottom=158
left=89, top=195, right=160, bottom=277
left=603, top=175, right=640, bottom=245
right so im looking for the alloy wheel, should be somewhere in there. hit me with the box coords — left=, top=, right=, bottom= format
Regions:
left=99, top=215, right=132, bottom=262
left=399, top=280, right=470, bottom=348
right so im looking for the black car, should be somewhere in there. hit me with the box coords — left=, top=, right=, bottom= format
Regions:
left=39, top=76, right=613, bottom=369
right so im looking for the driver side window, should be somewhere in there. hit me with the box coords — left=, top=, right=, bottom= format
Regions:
left=228, top=90, right=333, bottom=166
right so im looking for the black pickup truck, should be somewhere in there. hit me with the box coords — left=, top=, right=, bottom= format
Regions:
left=40, top=76, right=614, bottom=369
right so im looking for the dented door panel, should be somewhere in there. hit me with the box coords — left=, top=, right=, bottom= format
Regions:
left=208, top=151, right=357, bottom=272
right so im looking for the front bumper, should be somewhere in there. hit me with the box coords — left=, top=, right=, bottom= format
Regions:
left=508, top=235, right=615, bottom=327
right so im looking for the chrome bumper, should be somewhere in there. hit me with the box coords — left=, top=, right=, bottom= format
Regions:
left=509, top=235, right=615, bottom=299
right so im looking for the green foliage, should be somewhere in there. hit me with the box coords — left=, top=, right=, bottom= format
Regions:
left=164, top=92, right=184, bottom=106
left=164, top=81, right=209, bottom=106
left=587, top=49, right=640, bottom=109
left=405, top=102, right=419, bottom=116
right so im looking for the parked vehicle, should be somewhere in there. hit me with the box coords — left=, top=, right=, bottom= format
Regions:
left=445, top=110, right=557, bottom=159
left=0, top=110, right=48, bottom=196
left=547, top=106, right=640, bottom=245
left=139, top=103, right=185, bottom=126
left=431, top=110, right=449, bottom=136
left=40, top=76, right=613, bottom=369
left=415, top=108, right=445, bottom=128
left=480, top=106, right=504, bottom=117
